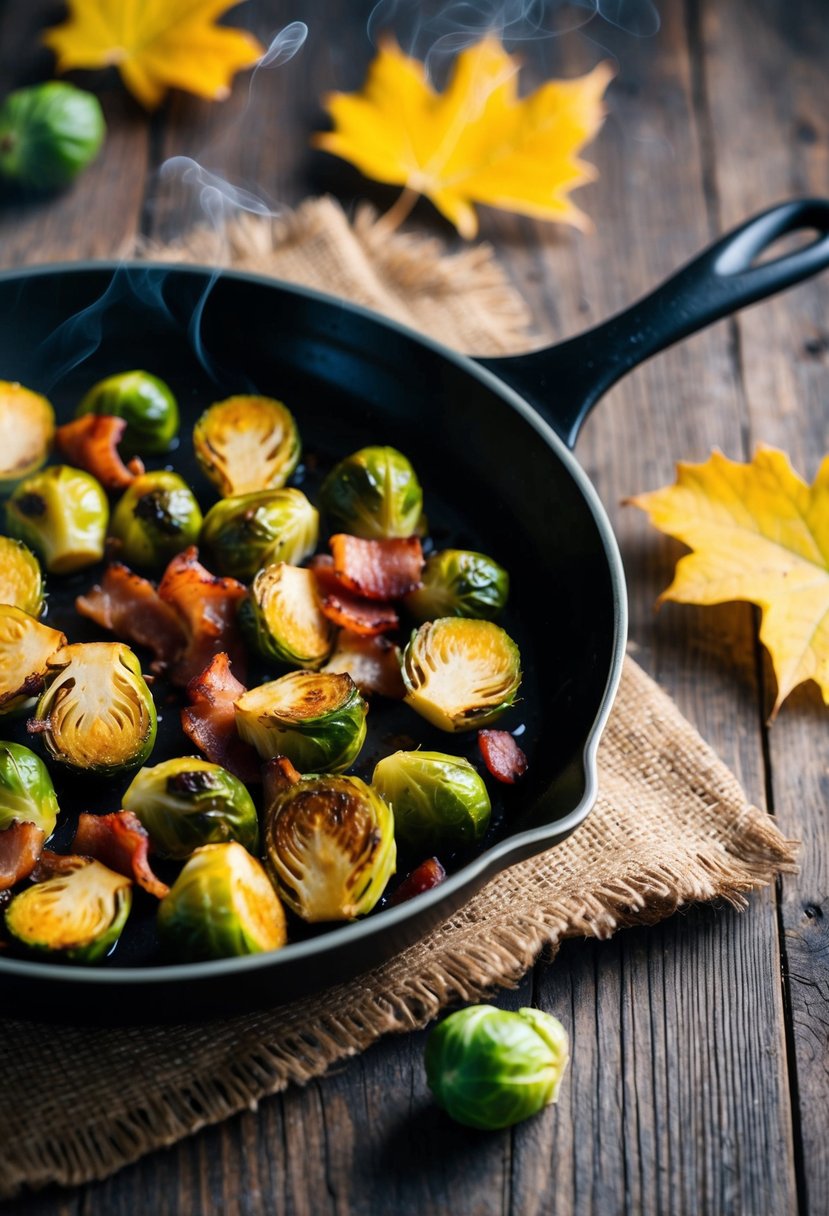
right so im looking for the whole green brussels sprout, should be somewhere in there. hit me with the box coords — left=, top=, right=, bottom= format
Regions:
left=0, top=538, right=43, bottom=617
left=122, top=756, right=259, bottom=860
left=235, top=671, right=367, bottom=772
left=319, top=446, right=423, bottom=539
left=109, top=470, right=203, bottom=570
left=425, top=1005, right=570, bottom=1130
left=0, top=381, right=55, bottom=490
left=76, top=371, right=179, bottom=455
left=241, top=563, right=334, bottom=668
left=193, top=395, right=300, bottom=497
left=158, top=842, right=287, bottom=962
left=372, top=751, right=490, bottom=851
left=406, top=550, right=509, bottom=622
left=0, top=741, right=59, bottom=838
left=5, top=465, right=108, bottom=574
left=200, top=488, right=319, bottom=580
left=0, top=83, right=105, bottom=191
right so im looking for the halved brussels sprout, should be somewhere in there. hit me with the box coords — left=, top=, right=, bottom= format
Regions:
left=200, top=488, right=319, bottom=580
left=264, top=773, right=395, bottom=921
left=319, top=446, right=423, bottom=539
left=235, top=671, right=367, bottom=772
left=372, top=750, right=491, bottom=851
left=0, top=381, right=55, bottom=490
left=0, top=741, right=59, bottom=837
left=122, top=756, right=259, bottom=859
left=5, top=465, right=108, bottom=573
left=77, top=370, right=179, bottom=455
left=0, top=604, right=65, bottom=714
left=425, top=1005, right=570, bottom=1130
left=406, top=550, right=509, bottom=622
left=4, top=855, right=131, bottom=963
left=32, top=642, right=156, bottom=774
left=0, top=537, right=43, bottom=616
left=402, top=618, right=522, bottom=731
left=158, top=841, right=286, bottom=961
left=193, top=395, right=300, bottom=497
left=241, top=564, right=334, bottom=668
left=109, top=471, right=203, bottom=570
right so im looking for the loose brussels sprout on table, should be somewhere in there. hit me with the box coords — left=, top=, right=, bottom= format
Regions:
left=193, top=396, right=300, bottom=497
left=0, top=741, right=59, bottom=838
left=5, top=465, right=108, bottom=573
left=235, top=671, right=368, bottom=772
left=0, top=82, right=105, bottom=192
left=406, top=549, right=509, bottom=622
left=0, top=537, right=44, bottom=616
left=425, top=1005, right=570, bottom=1130
left=319, top=445, right=423, bottom=539
left=0, top=605, right=66, bottom=715
left=109, top=471, right=203, bottom=569
left=200, top=488, right=319, bottom=580
left=264, top=773, right=396, bottom=921
left=373, top=751, right=491, bottom=851
left=122, top=756, right=259, bottom=859
left=0, top=381, right=55, bottom=490
left=77, top=371, right=179, bottom=455
left=158, top=841, right=287, bottom=962
left=241, top=563, right=334, bottom=668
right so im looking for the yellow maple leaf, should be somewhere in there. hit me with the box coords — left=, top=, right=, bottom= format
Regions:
left=43, top=0, right=264, bottom=111
left=628, top=446, right=829, bottom=715
left=314, top=35, right=613, bottom=239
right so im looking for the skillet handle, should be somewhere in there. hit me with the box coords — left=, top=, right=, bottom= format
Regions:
left=476, top=198, right=829, bottom=449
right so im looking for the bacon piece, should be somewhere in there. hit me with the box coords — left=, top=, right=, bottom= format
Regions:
left=478, top=730, right=528, bottom=784
left=262, top=756, right=302, bottom=808
left=30, top=849, right=79, bottom=882
left=312, top=558, right=398, bottom=636
left=329, top=534, right=424, bottom=601
left=77, top=562, right=187, bottom=672
left=56, top=415, right=144, bottom=491
left=321, top=630, right=405, bottom=699
left=0, top=822, right=46, bottom=891
left=158, top=547, right=247, bottom=686
left=181, top=653, right=260, bottom=784
left=389, top=857, right=447, bottom=906
left=72, top=811, right=169, bottom=899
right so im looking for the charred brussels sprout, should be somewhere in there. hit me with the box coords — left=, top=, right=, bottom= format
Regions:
left=0, top=381, right=55, bottom=490
left=33, top=642, right=156, bottom=774
left=425, top=1005, right=570, bottom=1130
left=0, top=83, right=105, bottom=191
left=201, top=488, right=319, bottom=580
left=0, top=605, right=65, bottom=715
left=406, top=550, right=509, bottom=622
left=319, top=446, right=423, bottom=540
left=235, top=671, right=367, bottom=772
left=5, top=856, right=131, bottom=963
left=242, top=564, right=334, bottom=668
left=77, top=371, right=179, bottom=455
left=158, top=842, right=286, bottom=961
left=0, top=538, right=43, bottom=616
left=193, top=396, right=300, bottom=497
left=6, top=465, right=108, bottom=573
left=402, top=618, right=521, bottom=732
left=372, top=751, right=490, bottom=851
left=265, top=773, right=395, bottom=921
left=109, top=471, right=203, bottom=570
left=122, top=757, right=259, bottom=860
left=0, top=741, right=59, bottom=838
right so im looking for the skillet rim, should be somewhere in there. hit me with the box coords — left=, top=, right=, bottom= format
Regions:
left=0, top=260, right=628, bottom=987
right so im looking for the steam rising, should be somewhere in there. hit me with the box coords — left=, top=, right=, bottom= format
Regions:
left=256, top=20, right=308, bottom=69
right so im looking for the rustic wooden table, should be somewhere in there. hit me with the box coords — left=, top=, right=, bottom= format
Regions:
left=2, top=2, right=827, bottom=1213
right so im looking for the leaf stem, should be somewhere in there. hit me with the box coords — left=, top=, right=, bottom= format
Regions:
left=377, top=186, right=419, bottom=233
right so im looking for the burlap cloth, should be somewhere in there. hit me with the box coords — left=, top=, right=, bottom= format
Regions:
left=0, top=199, right=798, bottom=1201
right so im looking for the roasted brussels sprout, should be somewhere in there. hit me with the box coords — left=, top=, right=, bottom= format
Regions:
left=0, top=605, right=65, bottom=714
left=4, top=856, right=131, bottom=963
left=264, top=773, right=395, bottom=921
left=319, top=446, right=423, bottom=539
left=158, top=841, right=286, bottom=961
left=122, top=756, right=259, bottom=860
left=76, top=371, right=179, bottom=455
left=0, top=82, right=105, bottom=191
left=0, top=538, right=43, bottom=617
left=406, top=549, right=509, bottom=622
left=32, top=642, right=156, bottom=774
left=109, top=471, right=203, bottom=570
left=5, top=465, right=108, bottom=574
left=402, top=618, right=522, bottom=731
left=193, top=395, right=300, bottom=497
left=425, top=1005, right=570, bottom=1130
left=241, top=564, right=334, bottom=668
left=372, top=751, right=491, bottom=851
left=0, top=381, right=55, bottom=489
left=235, top=671, right=368, bottom=772
left=0, top=741, right=59, bottom=837
left=200, top=488, right=319, bottom=580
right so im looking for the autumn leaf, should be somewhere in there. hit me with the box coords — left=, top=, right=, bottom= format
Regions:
left=314, top=35, right=613, bottom=239
left=628, top=446, right=829, bottom=715
left=43, top=0, right=264, bottom=111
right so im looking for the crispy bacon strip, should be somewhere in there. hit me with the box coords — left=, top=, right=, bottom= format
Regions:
left=321, top=630, right=405, bottom=699
left=157, top=547, right=248, bottom=686
left=329, top=534, right=424, bottom=601
left=72, top=811, right=169, bottom=899
left=389, top=857, right=447, bottom=906
left=56, top=415, right=144, bottom=490
left=478, top=730, right=528, bottom=784
left=181, top=653, right=260, bottom=783
left=263, top=756, right=302, bottom=808
left=0, top=822, right=46, bottom=891
left=312, top=557, right=398, bottom=635
left=76, top=562, right=187, bottom=672
left=30, top=850, right=80, bottom=882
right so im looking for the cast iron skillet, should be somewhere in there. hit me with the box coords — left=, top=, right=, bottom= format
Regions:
left=0, top=199, right=827, bottom=1021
